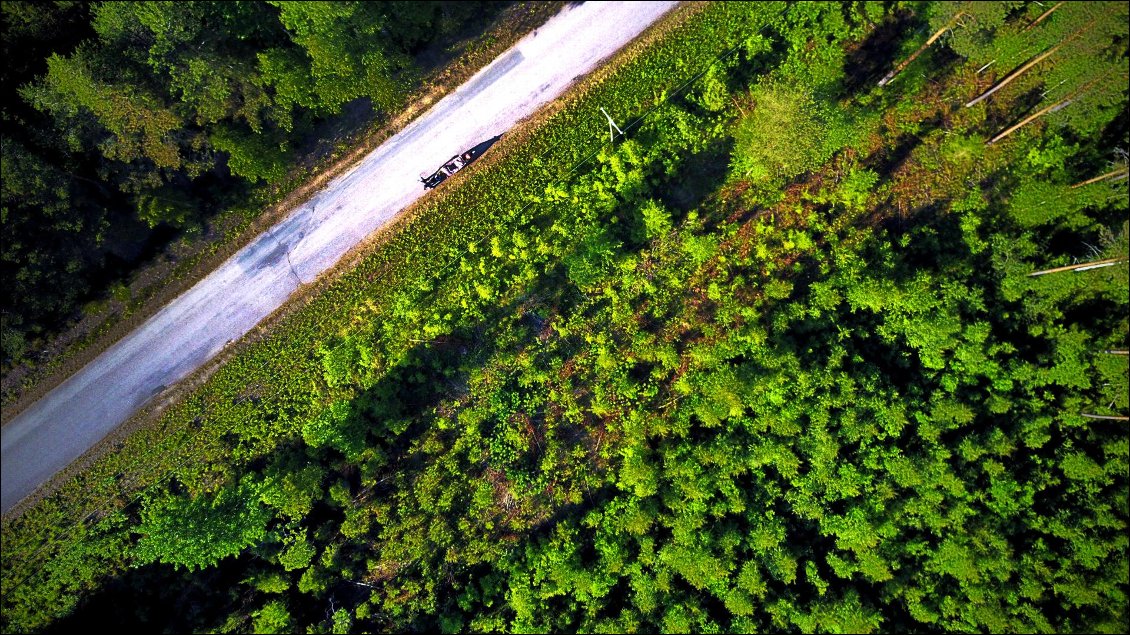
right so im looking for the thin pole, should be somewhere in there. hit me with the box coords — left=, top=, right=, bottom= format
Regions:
left=600, top=107, right=624, bottom=143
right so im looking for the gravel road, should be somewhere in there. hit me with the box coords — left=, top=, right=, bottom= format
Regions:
left=1, top=1, right=679, bottom=515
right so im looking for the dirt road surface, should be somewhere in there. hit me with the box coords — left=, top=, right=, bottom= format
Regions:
left=1, top=1, right=679, bottom=515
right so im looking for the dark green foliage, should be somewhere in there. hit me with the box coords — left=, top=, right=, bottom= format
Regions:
left=252, top=600, right=294, bottom=634
left=133, top=479, right=271, bottom=571
left=267, top=1, right=414, bottom=115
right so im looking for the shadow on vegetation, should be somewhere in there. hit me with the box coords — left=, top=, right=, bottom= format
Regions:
left=863, top=133, right=923, bottom=184
left=982, top=86, right=1044, bottom=138
left=46, top=235, right=599, bottom=630
left=661, top=136, right=736, bottom=221
left=840, top=9, right=919, bottom=96
left=45, top=556, right=253, bottom=634
left=1065, top=103, right=1130, bottom=180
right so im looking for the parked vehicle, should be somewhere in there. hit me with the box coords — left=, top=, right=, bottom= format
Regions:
left=420, top=152, right=474, bottom=189
left=419, top=135, right=502, bottom=189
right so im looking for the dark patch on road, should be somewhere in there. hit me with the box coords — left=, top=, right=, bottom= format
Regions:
left=460, top=49, right=525, bottom=100
left=235, top=234, right=290, bottom=272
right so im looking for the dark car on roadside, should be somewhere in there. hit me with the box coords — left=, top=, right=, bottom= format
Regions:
left=419, top=135, right=502, bottom=189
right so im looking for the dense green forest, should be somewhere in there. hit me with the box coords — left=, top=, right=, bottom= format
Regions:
left=2, top=1, right=1128, bottom=633
left=1, top=0, right=507, bottom=377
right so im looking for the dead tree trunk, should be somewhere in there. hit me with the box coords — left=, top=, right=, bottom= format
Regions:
left=987, top=95, right=1076, bottom=144
left=966, top=20, right=1095, bottom=108
left=987, top=74, right=1104, bottom=145
left=878, top=14, right=967, bottom=87
left=1081, top=413, right=1130, bottom=421
left=966, top=44, right=1066, bottom=108
left=1024, top=2, right=1065, bottom=32
left=1070, top=167, right=1130, bottom=188
left=1028, top=257, right=1128, bottom=276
